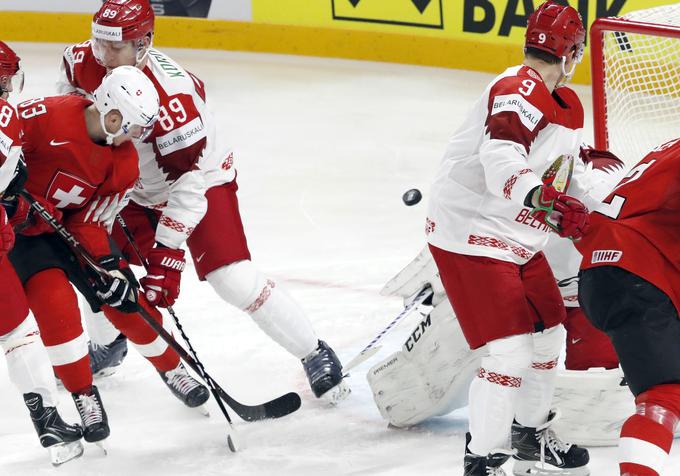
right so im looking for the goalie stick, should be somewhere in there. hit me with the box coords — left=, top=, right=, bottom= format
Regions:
left=113, top=214, right=302, bottom=422
left=21, top=192, right=300, bottom=434
left=342, top=285, right=434, bottom=375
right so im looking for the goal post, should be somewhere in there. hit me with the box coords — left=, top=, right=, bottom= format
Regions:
left=591, top=5, right=680, bottom=166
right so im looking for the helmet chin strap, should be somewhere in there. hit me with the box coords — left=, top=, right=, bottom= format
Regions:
left=557, top=55, right=578, bottom=87
left=99, top=112, right=125, bottom=145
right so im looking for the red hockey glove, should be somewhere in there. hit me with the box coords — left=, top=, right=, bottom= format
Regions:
left=9, top=195, right=62, bottom=236
left=526, top=185, right=590, bottom=240
left=139, top=246, right=185, bottom=307
left=0, top=206, right=15, bottom=256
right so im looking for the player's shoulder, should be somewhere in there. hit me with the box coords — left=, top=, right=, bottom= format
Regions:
left=489, top=66, right=552, bottom=101
left=145, top=48, right=199, bottom=95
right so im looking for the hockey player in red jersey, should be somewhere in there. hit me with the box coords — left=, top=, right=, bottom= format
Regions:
left=7, top=66, right=210, bottom=448
left=577, top=138, right=680, bottom=476
left=426, top=3, right=592, bottom=475
left=0, top=41, right=84, bottom=466
left=57, top=0, right=348, bottom=402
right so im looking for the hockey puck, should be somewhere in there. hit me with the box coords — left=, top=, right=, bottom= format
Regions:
left=402, top=188, right=422, bottom=206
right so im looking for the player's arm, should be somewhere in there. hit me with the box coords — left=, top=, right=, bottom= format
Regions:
left=478, top=77, right=546, bottom=204
left=56, top=43, right=89, bottom=96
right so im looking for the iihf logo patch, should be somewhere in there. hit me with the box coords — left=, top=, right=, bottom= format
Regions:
left=591, top=250, right=622, bottom=264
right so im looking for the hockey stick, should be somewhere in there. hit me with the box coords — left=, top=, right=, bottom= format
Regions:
left=113, top=214, right=302, bottom=422
left=18, top=192, right=239, bottom=451
left=342, top=285, right=433, bottom=375
left=22, top=194, right=299, bottom=434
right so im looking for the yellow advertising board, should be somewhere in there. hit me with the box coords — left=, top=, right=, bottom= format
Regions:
left=251, top=0, right=679, bottom=82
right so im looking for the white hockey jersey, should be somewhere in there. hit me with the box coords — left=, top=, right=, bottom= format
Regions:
left=58, top=43, right=235, bottom=249
left=427, top=65, right=592, bottom=264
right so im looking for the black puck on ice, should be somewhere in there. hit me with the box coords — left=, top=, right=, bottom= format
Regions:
left=402, top=188, right=422, bottom=206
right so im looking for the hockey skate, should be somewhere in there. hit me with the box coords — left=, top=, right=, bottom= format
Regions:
left=511, top=411, right=590, bottom=475
left=89, top=334, right=128, bottom=378
left=302, top=340, right=350, bottom=404
left=464, top=433, right=513, bottom=476
left=159, top=363, right=210, bottom=413
left=24, top=393, right=84, bottom=466
left=72, top=385, right=110, bottom=452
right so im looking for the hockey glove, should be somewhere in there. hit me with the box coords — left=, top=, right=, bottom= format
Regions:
left=0, top=206, right=15, bottom=256
left=94, top=255, right=139, bottom=313
left=525, top=185, right=590, bottom=240
left=7, top=195, right=62, bottom=236
left=139, top=246, right=185, bottom=307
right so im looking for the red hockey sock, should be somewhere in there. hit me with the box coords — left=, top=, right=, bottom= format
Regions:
left=25, top=269, right=92, bottom=393
left=103, top=296, right=179, bottom=373
left=619, top=385, right=680, bottom=476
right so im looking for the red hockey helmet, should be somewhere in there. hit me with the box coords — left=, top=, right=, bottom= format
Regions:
left=92, top=0, right=155, bottom=43
left=0, top=41, right=23, bottom=97
left=525, top=1, right=585, bottom=61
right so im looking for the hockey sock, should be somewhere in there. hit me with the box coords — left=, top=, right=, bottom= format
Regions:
left=103, top=296, right=179, bottom=373
left=515, top=324, right=564, bottom=427
left=1, top=317, right=58, bottom=407
left=468, top=333, right=532, bottom=455
left=25, top=269, right=91, bottom=394
left=619, top=384, right=680, bottom=476
left=207, top=260, right=318, bottom=359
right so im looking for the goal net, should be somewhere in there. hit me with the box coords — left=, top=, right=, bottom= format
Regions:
left=591, top=4, right=680, bottom=166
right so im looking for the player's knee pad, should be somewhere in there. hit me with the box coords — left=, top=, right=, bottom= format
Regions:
left=552, top=367, right=633, bottom=446
left=532, top=324, right=565, bottom=363
left=0, top=315, right=39, bottom=350
left=483, top=333, right=533, bottom=375
left=368, top=308, right=482, bottom=427
left=206, top=260, right=265, bottom=310
left=635, top=385, right=680, bottom=432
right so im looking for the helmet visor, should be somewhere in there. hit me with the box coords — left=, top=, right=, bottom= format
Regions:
left=91, top=37, right=138, bottom=69
left=0, top=68, right=24, bottom=98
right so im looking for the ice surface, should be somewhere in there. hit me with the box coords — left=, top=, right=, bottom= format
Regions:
left=1, top=42, right=677, bottom=475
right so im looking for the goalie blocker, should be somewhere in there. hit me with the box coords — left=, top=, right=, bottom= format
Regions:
left=368, top=246, right=634, bottom=446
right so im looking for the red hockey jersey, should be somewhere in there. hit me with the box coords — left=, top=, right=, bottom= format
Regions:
left=577, top=138, right=680, bottom=312
left=18, top=95, right=139, bottom=257
left=0, top=97, right=23, bottom=194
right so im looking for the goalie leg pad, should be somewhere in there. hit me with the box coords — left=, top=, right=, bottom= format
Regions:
left=380, top=245, right=447, bottom=306
left=367, top=304, right=481, bottom=427
left=207, top=260, right=318, bottom=359
left=551, top=367, right=633, bottom=446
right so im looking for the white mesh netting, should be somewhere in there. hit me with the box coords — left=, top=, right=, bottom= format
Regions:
left=601, top=4, right=680, bottom=166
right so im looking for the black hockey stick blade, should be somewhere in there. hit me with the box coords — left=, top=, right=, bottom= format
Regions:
left=219, top=389, right=302, bottom=422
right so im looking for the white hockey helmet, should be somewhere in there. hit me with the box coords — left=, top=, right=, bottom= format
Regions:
left=92, top=65, right=159, bottom=145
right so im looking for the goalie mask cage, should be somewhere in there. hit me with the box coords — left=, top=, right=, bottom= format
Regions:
left=591, top=4, right=680, bottom=166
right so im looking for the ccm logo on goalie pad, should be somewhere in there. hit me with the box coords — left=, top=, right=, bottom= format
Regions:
left=591, top=250, right=622, bottom=264
left=160, top=257, right=185, bottom=271
left=405, top=314, right=432, bottom=352
left=491, top=94, right=543, bottom=132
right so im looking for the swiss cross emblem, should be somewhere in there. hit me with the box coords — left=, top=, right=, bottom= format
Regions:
left=46, top=171, right=97, bottom=209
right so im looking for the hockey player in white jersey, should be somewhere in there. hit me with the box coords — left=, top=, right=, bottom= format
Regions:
left=369, top=148, right=631, bottom=449
left=423, top=2, right=595, bottom=474
left=57, top=0, right=348, bottom=402
left=0, top=41, right=84, bottom=466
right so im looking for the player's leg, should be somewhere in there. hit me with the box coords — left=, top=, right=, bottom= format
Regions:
left=580, top=265, right=680, bottom=476
left=84, top=201, right=157, bottom=377
left=564, top=306, right=618, bottom=370
left=429, top=245, right=535, bottom=473
left=511, top=252, right=589, bottom=474
left=191, top=183, right=347, bottom=401
left=101, top=295, right=209, bottom=409
left=0, top=259, right=83, bottom=465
